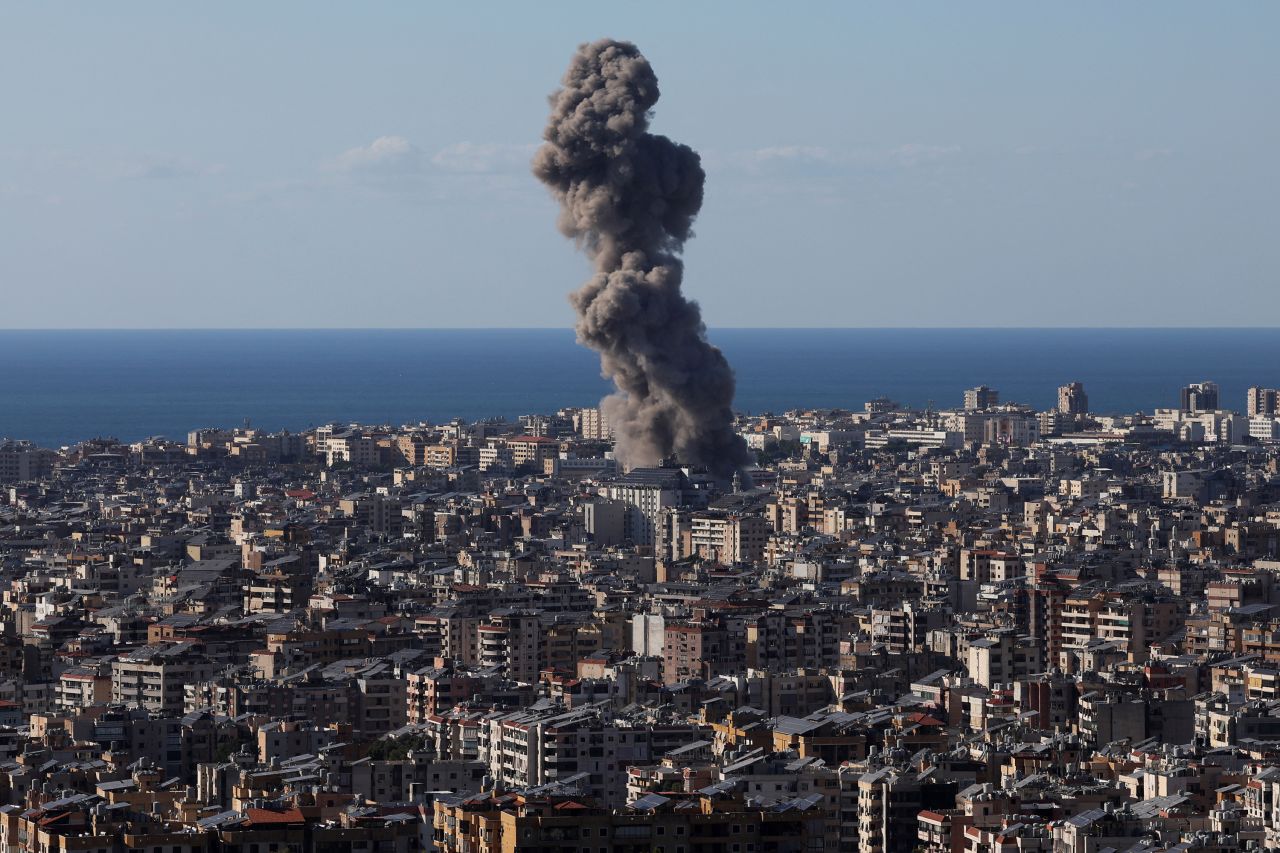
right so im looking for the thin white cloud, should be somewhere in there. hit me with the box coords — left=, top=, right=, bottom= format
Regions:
left=431, top=142, right=537, bottom=173
left=255, top=136, right=546, bottom=206
left=324, top=136, right=538, bottom=180
left=327, top=135, right=424, bottom=174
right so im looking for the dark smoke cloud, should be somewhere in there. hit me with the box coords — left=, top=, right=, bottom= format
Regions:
left=533, top=39, right=751, bottom=480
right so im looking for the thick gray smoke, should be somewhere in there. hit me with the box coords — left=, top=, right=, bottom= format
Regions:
left=533, top=39, right=751, bottom=481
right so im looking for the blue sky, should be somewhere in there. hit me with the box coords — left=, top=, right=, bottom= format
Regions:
left=2, top=3, right=1276, bottom=328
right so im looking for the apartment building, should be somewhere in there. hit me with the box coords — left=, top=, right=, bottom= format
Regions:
left=0, top=440, right=56, bottom=482
left=1058, top=381, right=1089, bottom=415
left=966, top=633, right=1045, bottom=688
left=323, top=430, right=377, bottom=467
left=601, top=467, right=685, bottom=547
left=407, top=662, right=485, bottom=724
left=111, top=642, right=216, bottom=714
left=964, top=386, right=999, bottom=411
left=477, top=610, right=544, bottom=683
left=506, top=435, right=560, bottom=469
left=688, top=511, right=769, bottom=565
left=746, top=609, right=843, bottom=671
left=1059, top=590, right=1182, bottom=669
left=433, top=789, right=827, bottom=853
left=480, top=707, right=704, bottom=807
left=577, top=406, right=612, bottom=440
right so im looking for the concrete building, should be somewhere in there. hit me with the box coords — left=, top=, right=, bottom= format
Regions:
left=1250, top=386, right=1280, bottom=416
left=964, top=385, right=999, bottom=411
left=967, top=633, right=1045, bottom=688
left=0, top=440, right=56, bottom=482
left=688, top=511, right=769, bottom=565
left=433, top=788, right=828, bottom=853
left=577, top=406, right=613, bottom=440
left=855, top=766, right=958, bottom=853
left=323, top=430, right=377, bottom=467
left=600, top=467, right=685, bottom=547
left=982, top=410, right=1041, bottom=446
left=110, top=642, right=216, bottom=714
left=1251, top=416, right=1280, bottom=442
left=863, top=429, right=963, bottom=450
left=506, top=435, right=560, bottom=469
left=662, top=621, right=725, bottom=684
left=1181, top=380, right=1220, bottom=412
left=1154, top=408, right=1246, bottom=444
left=479, top=707, right=702, bottom=807
left=477, top=610, right=543, bottom=684
left=1058, top=381, right=1089, bottom=415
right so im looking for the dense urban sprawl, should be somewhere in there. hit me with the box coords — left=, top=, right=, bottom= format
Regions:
left=4, top=381, right=1280, bottom=851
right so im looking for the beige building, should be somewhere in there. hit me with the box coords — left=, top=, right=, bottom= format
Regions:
left=1057, top=381, right=1089, bottom=415
left=1059, top=590, right=1182, bottom=669
left=506, top=435, right=560, bottom=469
left=577, top=406, right=612, bottom=440
left=477, top=611, right=543, bottom=683
left=689, top=511, right=770, bottom=565
left=394, top=433, right=431, bottom=466
left=1249, top=385, right=1280, bottom=416
left=323, top=430, right=377, bottom=466
left=964, top=385, right=999, bottom=410
left=0, top=440, right=56, bottom=482
left=111, top=642, right=216, bottom=714
left=966, top=633, right=1045, bottom=688
left=57, top=667, right=112, bottom=711
left=478, top=439, right=513, bottom=472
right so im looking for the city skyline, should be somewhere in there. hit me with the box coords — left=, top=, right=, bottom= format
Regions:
left=9, top=9, right=1280, bottom=852
left=3, top=2, right=1277, bottom=328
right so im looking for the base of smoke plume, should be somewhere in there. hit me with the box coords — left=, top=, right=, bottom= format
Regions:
left=533, top=39, right=752, bottom=483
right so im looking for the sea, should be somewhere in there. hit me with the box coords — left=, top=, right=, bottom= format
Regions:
left=1, top=328, right=1277, bottom=448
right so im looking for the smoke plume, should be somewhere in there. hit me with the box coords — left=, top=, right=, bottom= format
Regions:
left=533, top=39, right=751, bottom=480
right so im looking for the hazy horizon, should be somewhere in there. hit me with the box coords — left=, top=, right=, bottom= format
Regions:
left=5, top=325, right=1280, bottom=332
left=6, top=327, right=1278, bottom=447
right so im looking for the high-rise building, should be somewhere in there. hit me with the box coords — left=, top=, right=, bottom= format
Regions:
left=600, top=467, right=685, bottom=546
left=577, top=406, right=613, bottom=440
left=0, top=440, right=56, bottom=482
left=1180, top=381, right=1219, bottom=413
left=1248, top=386, right=1279, bottom=416
left=1057, top=381, right=1089, bottom=415
left=964, top=385, right=999, bottom=411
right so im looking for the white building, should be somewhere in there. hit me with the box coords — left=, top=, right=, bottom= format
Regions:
left=1153, top=409, right=1246, bottom=444
left=863, top=429, right=963, bottom=451
left=1251, top=416, right=1280, bottom=442
left=599, top=468, right=684, bottom=547
left=324, top=431, right=377, bottom=467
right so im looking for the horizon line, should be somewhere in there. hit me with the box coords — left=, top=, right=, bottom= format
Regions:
left=5, top=325, right=1280, bottom=333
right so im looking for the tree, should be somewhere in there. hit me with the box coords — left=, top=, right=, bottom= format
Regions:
left=367, top=733, right=430, bottom=761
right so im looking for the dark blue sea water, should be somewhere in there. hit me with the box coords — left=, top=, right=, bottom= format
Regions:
left=1, top=328, right=1277, bottom=447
